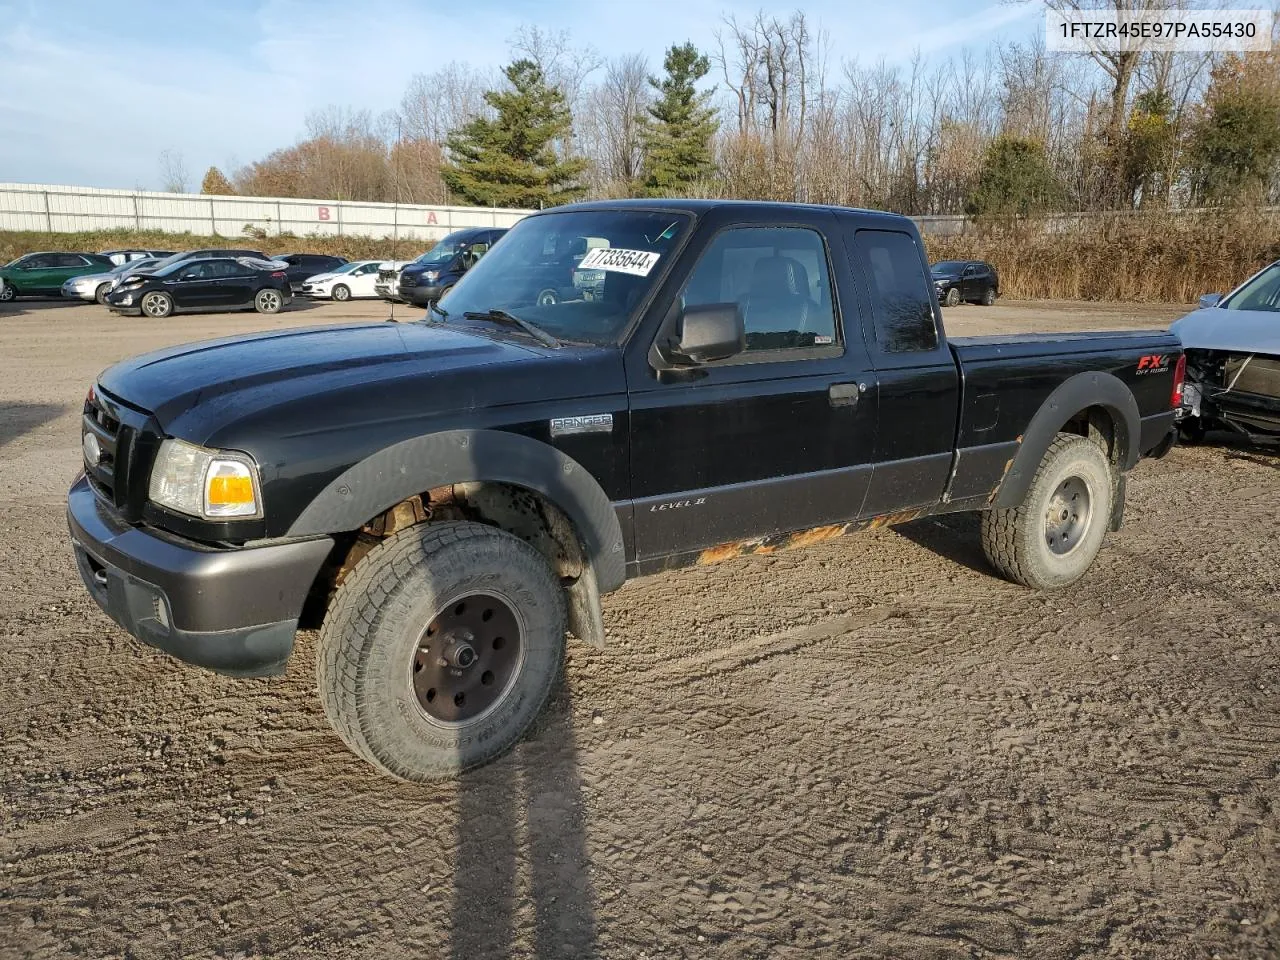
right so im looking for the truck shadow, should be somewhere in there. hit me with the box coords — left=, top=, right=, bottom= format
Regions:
left=892, top=512, right=992, bottom=577
left=0, top=401, right=68, bottom=451
left=450, top=685, right=597, bottom=959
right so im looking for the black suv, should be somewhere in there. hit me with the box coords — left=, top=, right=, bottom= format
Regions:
left=105, top=257, right=292, bottom=318
left=931, top=260, right=999, bottom=306
left=397, top=228, right=507, bottom=306
left=275, top=254, right=349, bottom=293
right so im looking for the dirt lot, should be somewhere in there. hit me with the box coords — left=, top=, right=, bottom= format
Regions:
left=2, top=296, right=1276, bottom=959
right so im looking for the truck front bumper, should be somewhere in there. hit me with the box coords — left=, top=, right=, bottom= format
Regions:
left=67, top=475, right=333, bottom=677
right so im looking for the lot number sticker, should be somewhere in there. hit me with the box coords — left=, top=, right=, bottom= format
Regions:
left=578, top=247, right=661, bottom=277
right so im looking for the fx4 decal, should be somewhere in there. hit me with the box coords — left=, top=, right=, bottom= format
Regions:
left=1136, top=354, right=1172, bottom=374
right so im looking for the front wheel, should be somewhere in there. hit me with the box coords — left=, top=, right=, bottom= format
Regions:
left=944, top=287, right=960, bottom=307
left=317, top=521, right=567, bottom=781
left=536, top=288, right=559, bottom=306
left=331, top=283, right=351, bottom=302
left=0, top=283, right=18, bottom=302
left=981, top=433, right=1113, bottom=590
left=255, top=287, right=283, bottom=314
left=140, top=291, right=173, bottom=318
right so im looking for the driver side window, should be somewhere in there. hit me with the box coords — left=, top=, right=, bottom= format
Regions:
left=680, top=227, right=837, bottom=353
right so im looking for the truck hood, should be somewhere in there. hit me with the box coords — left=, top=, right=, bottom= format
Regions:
left=1170, top=307, right=1280, bottom=355
left=97, top=321, right=621, bottom=448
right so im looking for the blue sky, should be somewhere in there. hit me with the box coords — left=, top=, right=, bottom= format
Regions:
left=0, top=0, right=1042, bottom=190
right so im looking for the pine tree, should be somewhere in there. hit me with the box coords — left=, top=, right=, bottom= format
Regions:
left=443, top=59, right=587, bottom=208
left=965, top=136, right=1064, bottom=216
left=200, top=166, right=236, bottom=195
left=639, top=43, right=719, bottom=197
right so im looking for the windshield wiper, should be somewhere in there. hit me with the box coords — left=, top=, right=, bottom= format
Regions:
left=462, top=309, right=561, bottom=348
left=427, top=301, right=449, bottom=323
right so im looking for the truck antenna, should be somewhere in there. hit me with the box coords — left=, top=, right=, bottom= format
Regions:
left=388, top=116, right=402, bottom=323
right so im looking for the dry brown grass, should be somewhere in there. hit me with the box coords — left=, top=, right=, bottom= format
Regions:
left=4, top=209, right=1277, bottom=303
left=925, top=209, right=1280, bottom=302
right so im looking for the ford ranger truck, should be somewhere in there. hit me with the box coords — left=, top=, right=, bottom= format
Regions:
left=67, top=200, right=1182, bottom=781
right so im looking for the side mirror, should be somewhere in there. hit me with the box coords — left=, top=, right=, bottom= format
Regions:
left=1199, top=293, right=1222, bottom=309
left=671, top=302, right=745, bottom=364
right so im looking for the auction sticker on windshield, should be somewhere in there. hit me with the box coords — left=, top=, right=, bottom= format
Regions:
left=578, top=247, right=661, bottom=277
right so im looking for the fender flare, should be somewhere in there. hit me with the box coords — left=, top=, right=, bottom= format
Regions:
left=992, top=371, right=1140, bottom=509
left=287, top=429, right=626, bottom=592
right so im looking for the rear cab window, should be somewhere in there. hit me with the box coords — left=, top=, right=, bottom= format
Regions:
left=852, top=229, right=942, bottom=355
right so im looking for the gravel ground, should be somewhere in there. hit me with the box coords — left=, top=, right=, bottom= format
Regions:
left=1, top=296, right=1276, bottom=960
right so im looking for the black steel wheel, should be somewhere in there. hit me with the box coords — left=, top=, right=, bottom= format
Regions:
left=317, top=521, right=566, bottom=781
left=411, top=591, right=523, bottom=725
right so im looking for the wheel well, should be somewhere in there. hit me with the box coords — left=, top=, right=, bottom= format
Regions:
left=1062, top=405, right=1121, bottom=466
left=300, top=481, right=586, bottom=628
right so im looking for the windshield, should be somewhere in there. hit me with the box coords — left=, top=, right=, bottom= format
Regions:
left=434, top=210, right=689, bottom=345
left=1221, top=261, right=1280, bottom=313
left=931, top=261, right=967, bottom=274
left=416, top=240, right=467, bottom=265
left=111, top=258, right=155, bottom=275
left=330, top=261, right=364, bottom=274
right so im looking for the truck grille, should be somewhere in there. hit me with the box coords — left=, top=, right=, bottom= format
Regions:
left=400, top=274, right=418, bottom=289
left=82, top=387, right=157, bottom=520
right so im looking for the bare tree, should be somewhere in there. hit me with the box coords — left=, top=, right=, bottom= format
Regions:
left=158, top=149, right=189, bottom=193
left=579, top=53, right=651, bottom=195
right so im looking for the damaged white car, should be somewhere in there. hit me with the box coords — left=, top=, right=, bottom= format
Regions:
left=1171, top=259, right=1280, bottom=442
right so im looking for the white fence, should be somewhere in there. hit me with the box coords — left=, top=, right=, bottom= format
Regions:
left=0, top=183, right=532, bottom=241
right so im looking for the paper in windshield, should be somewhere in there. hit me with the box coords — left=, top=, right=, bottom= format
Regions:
left=578, top=247, right=661, bottom=277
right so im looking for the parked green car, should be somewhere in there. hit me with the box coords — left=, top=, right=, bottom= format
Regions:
left=0, top=252, right=114, bottom=301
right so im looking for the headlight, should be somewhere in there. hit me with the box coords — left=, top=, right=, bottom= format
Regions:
left=148, top=438, right=262, bottom=519
left=423, top=270, right=439, bottom=282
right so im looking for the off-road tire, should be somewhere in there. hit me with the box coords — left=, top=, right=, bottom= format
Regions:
left=944, top=287, right=960, bottom=307
left=981, top=432, right=1113, bottom=590
left=981, top=286, right=996, bottom=306
left=331, top=283, right=351, bottom=302
left=317, top=521, right=567, bottom=781
left=254, top=287, right=283, bottom=314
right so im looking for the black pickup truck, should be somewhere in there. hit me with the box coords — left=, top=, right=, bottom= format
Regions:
left=68, top=200, right=1182, bottom=781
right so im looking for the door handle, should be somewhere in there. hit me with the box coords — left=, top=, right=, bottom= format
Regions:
left=829, top=383, right=860, bottom=408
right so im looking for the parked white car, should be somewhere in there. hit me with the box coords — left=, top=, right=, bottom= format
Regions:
left=299, top=260, right=385, bottom=301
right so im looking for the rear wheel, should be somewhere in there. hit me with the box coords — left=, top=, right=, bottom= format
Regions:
left=317, top=521, right=567, bottom=781
left=944, top=287, right=960, bottom=307
left=140, top=291, right=172, bottom=318
left=94, top=283, right=111, bottom=305
left=0, top=283, right=17, bottom=302
left=255, top=288, right=283, bottom=314
left=331, top=283, right=351, bottom=302
left=981, top=285, right=996, bottom=306
left=981, top=433, right=1113, bottom=590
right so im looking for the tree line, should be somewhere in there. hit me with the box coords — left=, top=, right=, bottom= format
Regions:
left=190, top=7, right=1280, bottom=216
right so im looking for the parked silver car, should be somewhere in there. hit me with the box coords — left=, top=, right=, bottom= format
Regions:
left=1171, top=259, right=1280, bottom=441
left=62, top=258, right=162, bottom=304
